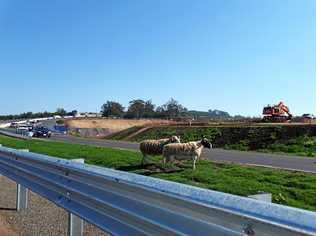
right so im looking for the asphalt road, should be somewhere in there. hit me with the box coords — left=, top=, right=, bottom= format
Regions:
left=51, top=134, right=140, bottom=150
left=50, top=134, right=316, bottom=173
left=1, top=128, right=316, bottom=173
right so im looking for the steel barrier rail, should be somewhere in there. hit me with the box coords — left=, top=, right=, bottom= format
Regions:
left=0, top=145, right=315, bottom=236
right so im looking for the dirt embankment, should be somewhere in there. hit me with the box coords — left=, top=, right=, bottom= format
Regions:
left=65, top=118, right=175, bottom=138
left=111, top=124, right=316, bottom=148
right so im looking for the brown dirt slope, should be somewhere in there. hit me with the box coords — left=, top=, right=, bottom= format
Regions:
left=66, top=118, right=173, bottom=129
left=66, top=118, right=175, bottom=138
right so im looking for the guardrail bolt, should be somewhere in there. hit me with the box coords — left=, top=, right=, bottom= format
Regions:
left=66, top=191, right=71, bottom=202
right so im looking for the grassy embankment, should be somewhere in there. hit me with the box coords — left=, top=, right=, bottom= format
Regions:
left=110, top=125, right=316, bottom=157
left=0, top=135, right=316, bottom=211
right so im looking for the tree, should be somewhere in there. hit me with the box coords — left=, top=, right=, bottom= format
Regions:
left=162, top=98, right=188, bottom=119
left=143, top=100, right=155, bottom=118
left=101, top=101, right=125, bottom=117
left=68, top=110, right=78, bottom=117
left=155, top=106, right=166, bottom=118
left=126, top=99, right=156, bottom=119
left=56, top=108, right=67, bottom=117
left=127, top=99, right=145, bottom=119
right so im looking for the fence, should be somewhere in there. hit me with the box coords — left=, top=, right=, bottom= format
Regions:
left=0, top=145, right=315, bottom=236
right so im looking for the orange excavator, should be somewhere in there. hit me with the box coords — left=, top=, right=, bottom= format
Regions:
left=262, top=102, right=293, bottom=122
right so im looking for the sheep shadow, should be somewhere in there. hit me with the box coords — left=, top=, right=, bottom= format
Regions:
left=117, top=163, right=184, bottom=176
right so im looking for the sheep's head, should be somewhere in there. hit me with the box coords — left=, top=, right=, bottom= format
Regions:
left=169, top=135, right=181, bottom=143
left=201, top=138, right=212, bottom=149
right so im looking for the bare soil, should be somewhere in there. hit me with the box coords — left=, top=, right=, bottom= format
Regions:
left=66, top=118, right=175, bottom=138
left=0, top=217, right=16, bottom=236
left=66, top=118, right=173, bottom=129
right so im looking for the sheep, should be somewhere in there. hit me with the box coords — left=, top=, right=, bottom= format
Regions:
left=162, top=138, right=212, bottom=170
left=139, top=136, right=181, bottom=165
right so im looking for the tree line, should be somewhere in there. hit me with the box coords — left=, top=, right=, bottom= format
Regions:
left=0, top=99, right=236, bottom=121
left=0, top=108, right=78, bottom=121
left=101, top=98, right=189, bottom=119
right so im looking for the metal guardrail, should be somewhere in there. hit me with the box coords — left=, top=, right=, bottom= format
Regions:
left=0, top=129, right=30, bottom=140
left=0, top=145, right=315, bottom=236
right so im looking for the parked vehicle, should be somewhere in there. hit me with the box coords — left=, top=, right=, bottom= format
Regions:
left=32, top=127, right=52, bottom=138
left=10, top=122, right=19, bottom=128
left=17, top=124, right=33, bottom=132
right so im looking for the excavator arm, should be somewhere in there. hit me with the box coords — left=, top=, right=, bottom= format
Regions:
left=278, top=102, right=293, bottom=118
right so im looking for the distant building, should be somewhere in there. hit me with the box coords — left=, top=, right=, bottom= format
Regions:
left=75, top=112, right=101, bottom=118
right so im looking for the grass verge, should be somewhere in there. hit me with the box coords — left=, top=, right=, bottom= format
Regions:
left=0, top=135, right=315, bottom=211
left=110, top=125, right=316, bottom=158
left=225, top=136, right=316, bottom=157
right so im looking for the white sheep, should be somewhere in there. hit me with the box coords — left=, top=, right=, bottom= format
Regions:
left=162, top=138, right=212, bottom=170
left=139, top=136, right=181, bottom=165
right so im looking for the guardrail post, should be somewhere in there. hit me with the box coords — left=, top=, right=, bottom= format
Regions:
left=68, top=213, right=84, bottom=236
left=17, top=184, right=29, bottom=210
left=68, top=158, right=85, bottom=236
left=0, top=144, right=1, bottom=177
left=16, top=149, right=29, bottom=211
left=248, top=192, right=272, bottom=203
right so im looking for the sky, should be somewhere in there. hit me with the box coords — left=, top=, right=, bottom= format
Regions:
left=0, top=0, right=315, bottom=116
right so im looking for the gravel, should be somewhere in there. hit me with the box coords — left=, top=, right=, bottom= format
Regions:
left=0, top=216, right=15, bottom=236
left=0, top=176, right=109, bottom=236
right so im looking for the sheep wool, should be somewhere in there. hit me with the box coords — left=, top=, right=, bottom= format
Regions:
left=140, top=138, right=171, bottom=156
left=163, top=138, right=212, bottom=170
left=139, top=136, right=181, bottom=164
left=163, top=141, right=203, bottom=159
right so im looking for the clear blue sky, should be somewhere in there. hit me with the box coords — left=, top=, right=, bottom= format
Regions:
left=0, top=0, right=315, bottom=116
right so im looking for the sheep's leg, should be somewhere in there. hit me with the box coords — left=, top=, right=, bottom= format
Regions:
left=164, top=156, right=174, bottom=168
left=141, top=154, right=147, bottom=166
left=192, top=156, right=197, bottom=170
left=163, top=156, right=171, bottom=170
left=163, top=157, right=167, bottom=170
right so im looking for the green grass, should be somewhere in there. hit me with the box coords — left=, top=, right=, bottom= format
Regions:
left=0, top=135, right=316, bottom=211
left=117, top=125, right=316, bottom=157
left=0, top=135, right=140, bottom=169
left=128, top=126, right=222, bottom=143
left=258, top=136, right=316, bottom=157
left=225, top=136, right=316, bottom=157
left=106, top=126, right=145, bottom=141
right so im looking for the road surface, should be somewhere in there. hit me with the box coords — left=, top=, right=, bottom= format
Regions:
left=1, top=128, right=316, bottom=173
left=50, top=134, right=316, bottom=173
